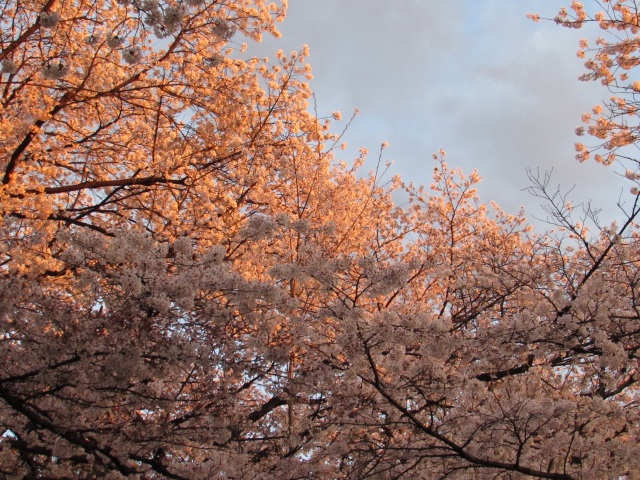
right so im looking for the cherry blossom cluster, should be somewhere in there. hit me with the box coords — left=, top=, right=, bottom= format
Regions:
left=4, top=2, right=240, bottom=82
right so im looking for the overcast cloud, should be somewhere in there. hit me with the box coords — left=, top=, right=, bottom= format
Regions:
left=243, top=1, right=632, bottom=229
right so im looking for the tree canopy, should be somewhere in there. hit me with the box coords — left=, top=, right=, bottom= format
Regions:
left=1, top=1, right=639, bottom=478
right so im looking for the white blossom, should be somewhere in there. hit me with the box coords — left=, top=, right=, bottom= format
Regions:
left=205, top=53, right=224, bottom=69
left=202, top=245, right=226, bottom=264
left=106, top=33, right=124, bottom=49
left=275, top=212, right=290, bottom=226
left=85, top=32, right=102, bottom=45
left=240, top=215, right=277, bottom=240
left=1, top=59, right=17, bottom=74
left=173, top=236, right=193, bottom=258
left=163, top=5, right=186, bottom=33
left=290, top=218, right=310, bottom=234
left=144, top=7, right=163, bottom=29
left=122, top=45, right=143, bottom=64
left=42, top=60, right=70, bottom=79
left=39, top=11, right=61, bottom=29
left=211, top=18, right=237, bottom=41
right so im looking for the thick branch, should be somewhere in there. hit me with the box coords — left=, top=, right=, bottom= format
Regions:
left=38, top=176, right=187, bottom=195
left=0, top=0, right=58, bottom=62
left=475, top=355, right=535, bottom=382
left=247, top=396, right=287, bottom=422
left=0, top=354, right=81, bottom=384
left=361, top=346, right=573, bottom=480
left=0, top=384, right=136, bottom=476
left=369, top=380, right=574, bottom=480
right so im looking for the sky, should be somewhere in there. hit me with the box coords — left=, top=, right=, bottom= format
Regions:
left=242, top=1, right=632, bottom=230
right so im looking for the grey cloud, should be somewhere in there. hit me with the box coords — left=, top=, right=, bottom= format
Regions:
left=243, top=1, right=632, bottom=227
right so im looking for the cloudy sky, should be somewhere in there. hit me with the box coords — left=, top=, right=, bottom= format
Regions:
left=244, top=1, right=632, bottom=230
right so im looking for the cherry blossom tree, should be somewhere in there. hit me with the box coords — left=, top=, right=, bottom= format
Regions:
left=537, top=1, right=640, bottom=177
left=1, top=0, right=639, bottom=479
